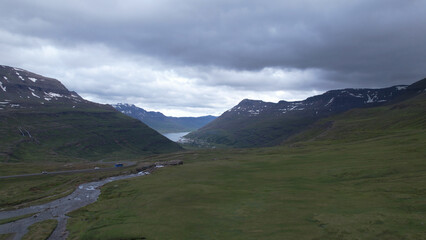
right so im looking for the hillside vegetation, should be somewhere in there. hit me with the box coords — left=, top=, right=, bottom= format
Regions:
left=0, top=65, right=182, bottom=162
left=287, top=92, right=426, bottom=144
left=186, top=78, right=425, bottom=148
left=66, top=91, right=426, bottom=239
left=0, top=106, right=182, bottom=162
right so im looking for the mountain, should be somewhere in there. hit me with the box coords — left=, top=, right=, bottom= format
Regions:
left=185, top=78, right=426, bottom=148
left=285, top=90, right=426, bottom=145
left=65, top=92, right=426, bottom=240
left=112, top=103, right=216, bottom=133
left=0, top=66, right=88, bottom=108
left=0, top=65, right=182, bottom=162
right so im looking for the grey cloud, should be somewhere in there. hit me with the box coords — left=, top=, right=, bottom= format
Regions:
left=1, top=0, right=425, bottom=116
left=2, top=1, right=425, bottom=82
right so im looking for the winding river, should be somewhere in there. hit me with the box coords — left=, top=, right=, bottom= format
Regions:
left=0, top=171, right=151, bottom=240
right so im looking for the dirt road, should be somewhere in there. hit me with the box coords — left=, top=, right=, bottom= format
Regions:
left=0, top=162, right=136, bottom=179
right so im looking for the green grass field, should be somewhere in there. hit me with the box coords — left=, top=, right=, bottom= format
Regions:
left=22, top=219, right=57, bottom=240
left=0, top=213, right=34, bottom=225
left=0, top=233, right=13, bottom=240
left=65, top=94, right=426, bottom=239
left=66, top=130, right=425, bottom=239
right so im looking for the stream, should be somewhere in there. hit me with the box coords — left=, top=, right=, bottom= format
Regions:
left=0, top=171, right=152, bottom=239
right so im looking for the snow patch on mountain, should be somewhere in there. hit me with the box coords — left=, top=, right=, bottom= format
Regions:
left=348, top=92, right=363, bottom=98
left=395, top=86, right=407, bottom=90
left=289, top=105, right=297, bottom=111
left=0, top=81, right=6, bottom=92
left=366, top=94, right=378, bottom=103
left=45, top=92, right=64, bottom=98
left=31, top=92, right=40, bottom=98
left=248, top=109, right=260, bottom=115
left=15, top=71, right=25, bottom=81
left=28, top=77, right=37, bottom=82
left=287, top=102, right=305, bottom=111
left=325, top=97, right=334, bottom=106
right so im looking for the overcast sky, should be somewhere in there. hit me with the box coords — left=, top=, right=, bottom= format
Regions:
left=1, top=0, right=425, bottom=116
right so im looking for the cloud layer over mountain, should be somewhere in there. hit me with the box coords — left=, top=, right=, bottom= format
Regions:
left=1, top=0, right=425, bottom=116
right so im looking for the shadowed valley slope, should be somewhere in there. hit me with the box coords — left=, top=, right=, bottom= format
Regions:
left=0, top=65, right=182, bottom=162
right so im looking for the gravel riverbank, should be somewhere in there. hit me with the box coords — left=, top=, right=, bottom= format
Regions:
left=0, top=171, right=151, bottom=239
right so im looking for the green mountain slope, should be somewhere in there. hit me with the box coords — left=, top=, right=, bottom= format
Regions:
left=0, top=65, right=182, bottom=162
left=186, top=78, right=426, bottom=148
left=286, top=82, right=426, bottom=144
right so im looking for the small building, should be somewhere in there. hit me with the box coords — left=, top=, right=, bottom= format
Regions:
left=115, top=163, right=123, bottom=167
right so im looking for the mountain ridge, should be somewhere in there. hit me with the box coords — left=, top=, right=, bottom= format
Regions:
left=185, top=78, right=426, bottom=148
left=112, top=103, right=216, bottom=133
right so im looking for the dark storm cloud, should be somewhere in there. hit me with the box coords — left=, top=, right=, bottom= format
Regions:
left=2, top=0, right=425, bottom=87
left=0, top=0, right=425, bottom=116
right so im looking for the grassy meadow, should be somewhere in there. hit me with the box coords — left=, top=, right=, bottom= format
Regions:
left=22, top=219, right=58, bottom=240
left=67, top=130, right=426, bottom=239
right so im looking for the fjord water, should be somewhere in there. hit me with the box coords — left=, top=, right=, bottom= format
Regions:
left=163, top=132, right=190, bottom=142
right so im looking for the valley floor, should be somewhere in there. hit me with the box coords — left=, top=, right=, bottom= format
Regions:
left=64, top=129, right=425, bottom=240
